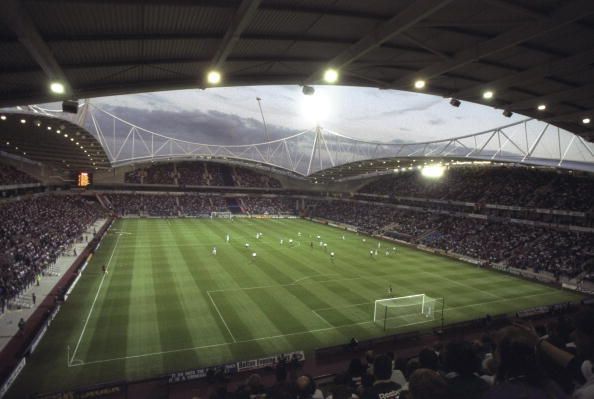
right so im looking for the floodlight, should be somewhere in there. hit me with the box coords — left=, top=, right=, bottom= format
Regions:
left=483, top=90, right=494, bottom=99
left=0, top=115, right=6, bottom=120
left=449, top=98, right=461, bottom=107
left=20, top=119, right=26, bottom=124
left=50, top=81, right=65, bottom=94
left=537, top=104, right=546, bottom=111
left=414, top=79, right=426, bottom=89
left=421, top=164, right=445, bottom=179
left=323, top=68, right=339, bottom=83
left=582, top=117, right=591, bottom=124
left=206, top=70, right=221, bottom=85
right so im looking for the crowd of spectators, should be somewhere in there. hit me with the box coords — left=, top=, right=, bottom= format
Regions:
left=177, top=162, right=208, bottom=186
left=0, top=163, right=38, bottom=186
left=309, top=199, right=594, bottom=278
left=0, top=195, right=104, bottom=308
left=241, top=197, right=295, bottom=215
left=143, top=195, right=179, bottom=216
left=124, top=162, right=283, bottom=188
left=361, top=167, right=594, bottom=212
left=204, top=307, right=594, bottom=399
left=508, top=230, right=594, bottom=278
left=234, top=168, right=282, bottom=188
left=178, top=195, right=213, bottom=216
left=123, top=164, right=177, bottom=185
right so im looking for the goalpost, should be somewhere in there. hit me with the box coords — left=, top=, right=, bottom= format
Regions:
left=210, top=211, right=232, bottom=219
left=373, top=294, right=443, bottom=330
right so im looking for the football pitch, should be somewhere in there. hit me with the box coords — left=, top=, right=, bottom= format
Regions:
left=9, top=218, right=583, bottom=397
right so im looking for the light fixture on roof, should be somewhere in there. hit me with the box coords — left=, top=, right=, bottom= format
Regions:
left=414, top=79, right=426, bottom=89
left=502, top=110, right=513, bottom=118
left=582, top=117, right=591, bottom=124
left=0, top=115, right=6, bottom=120
left=49, top=81, right=65, bottom=94
left=537, top=104, right=546, bottom=111
left=302, top=85, right=315, bottom=95
left=323, top=68, right=339, bottom=83
left=20, top=119, right=26, bottom=124
left=449, top=98, right=461, bottom=107
left=206, top=70, right=221, bottom=85
left=483, top=90, right=494, bottom=99
left=47, top=126, right=52, bottom=130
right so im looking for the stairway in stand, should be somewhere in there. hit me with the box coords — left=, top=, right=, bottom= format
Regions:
left=226, top=197, right=243, bottom=214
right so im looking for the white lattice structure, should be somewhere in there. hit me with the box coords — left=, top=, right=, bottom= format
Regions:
left=24, top=101, right=594, bottom=176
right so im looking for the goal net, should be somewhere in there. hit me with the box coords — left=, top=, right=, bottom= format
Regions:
left=210, top=211, right=232, bottom=219
left=373, top=294, right=442, bottom=330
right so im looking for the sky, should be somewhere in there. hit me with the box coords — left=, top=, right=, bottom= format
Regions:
left=89, top=85, right=528, bottom=146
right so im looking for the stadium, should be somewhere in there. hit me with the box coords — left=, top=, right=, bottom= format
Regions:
left=0, top=1, right=593, bottom=398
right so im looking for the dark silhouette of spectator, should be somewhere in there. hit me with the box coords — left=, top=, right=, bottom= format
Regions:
left=484, top=326, right=567, bottom=399
left=363, top=354, right=402, bottom=399
left=443, top=341, right=489, bottom=399
left=408, top=368, right=449, bottom=399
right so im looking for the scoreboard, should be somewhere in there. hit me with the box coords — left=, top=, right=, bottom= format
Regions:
left=77, top=172, right=92, bottom=187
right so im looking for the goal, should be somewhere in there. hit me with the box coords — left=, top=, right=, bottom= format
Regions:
left=210, top=211, right=232, bottom=219
left=373, top=294, right=443, bottom=330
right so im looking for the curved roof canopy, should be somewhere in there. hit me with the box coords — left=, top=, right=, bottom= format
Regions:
left=0, top=110, right=110, bottom=170
left=0, top=0, right=593, bottom=142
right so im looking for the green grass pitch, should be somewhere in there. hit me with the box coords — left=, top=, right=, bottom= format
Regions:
left=8, top=218, right=583, bottom=397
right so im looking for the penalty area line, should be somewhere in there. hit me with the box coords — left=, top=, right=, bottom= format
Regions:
left=207, top=291, right=237, bottom=343
left=69, top=232, right=122, bottom=365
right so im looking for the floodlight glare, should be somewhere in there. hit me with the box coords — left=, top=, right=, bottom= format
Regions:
left=301, top=92, right=331, bottom=124
left=49, top=81, right=65, bottom=94
left=414, top=79, right=426, bottom=89
left=582, top=117, right=591, bottom=124
left=20, top=119, right=26, bottom=124
left=483, top=90, right=494, bottom=99
left=421, top=164, right=445, bottom=179
left=323, top=68, right=339, bottom=83
left=537, top=104, right=546, bottom=111
left=0, top=115, right=6, bottom=120
left=206, top=70, right=221, bottom=85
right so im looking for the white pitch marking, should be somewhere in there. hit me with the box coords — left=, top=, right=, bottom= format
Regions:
left=68, top=290, right=558, bottom=368
left=207, top=291, right=237, bottom=343
left=70, top=232, right=122, bottom=365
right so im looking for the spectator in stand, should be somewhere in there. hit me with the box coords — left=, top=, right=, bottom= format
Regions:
left=268, top=364, right=293, bottom=399
left=484, top=326, right=567, bottom=399
left=295, top=375, right=323, bottom=399
left=235, top=374, right=268, bottom=399
left=443, top=341, right=489, bottom=399
left=517, top=309, right=594, bottom=399
left=362, top=354, right=402, bottom=399
left=0, top=195, right=103, bottom=306
left=407, top=369, right=449, bottom=399
left=0, top=162, right=38, bottom=185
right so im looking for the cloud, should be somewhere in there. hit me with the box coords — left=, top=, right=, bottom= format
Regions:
left=96, top=104, right=300, bottom=146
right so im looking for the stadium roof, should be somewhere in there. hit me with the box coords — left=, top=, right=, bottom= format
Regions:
left=0, top=110, right=110, bottom=170
left=0, top=0, right=593, bottom=142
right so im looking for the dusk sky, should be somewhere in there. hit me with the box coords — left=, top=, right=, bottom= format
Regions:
left=90, top=85, right=528, bottom=146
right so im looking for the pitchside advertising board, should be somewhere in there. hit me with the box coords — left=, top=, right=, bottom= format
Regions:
left=168, top=350, right=305, bottom=384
